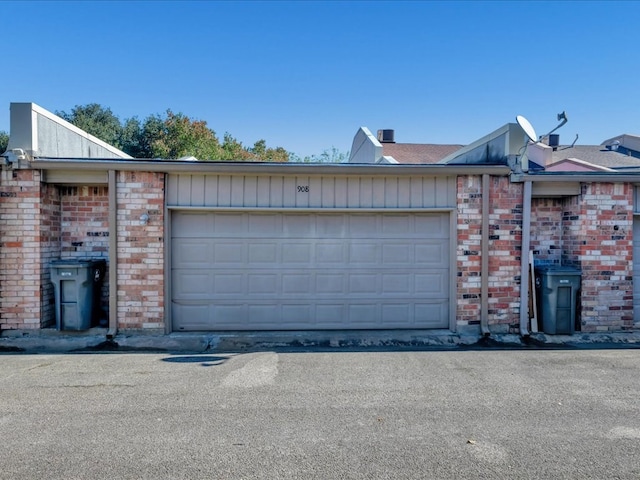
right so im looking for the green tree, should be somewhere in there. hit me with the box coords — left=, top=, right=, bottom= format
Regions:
left=148, top=110, right=223, bottom=160
left=0, top=131, right=8, bottom=153
left=57, top=104, right=124, bottom=149
left=290, top=146, right=349, bottom=163
left=222, top=133, right=253, bottom=161
left=58, top=103, right=292, bottom=161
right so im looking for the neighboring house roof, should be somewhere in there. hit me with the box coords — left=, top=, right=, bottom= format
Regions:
left=381, top=143, right=463, bottom=164
left=544, top=156, right=615, bottom=172
left=349, top=127, right=464, bottom=164
left=549, top=145, right=640, bottom=170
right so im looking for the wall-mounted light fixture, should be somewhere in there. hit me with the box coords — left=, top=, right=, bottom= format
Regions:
left=139, top=212, right=150, bottom=226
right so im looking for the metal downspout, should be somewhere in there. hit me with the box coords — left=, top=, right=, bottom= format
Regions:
left=481, top=174, right=490, bottom=336
left=107, top=170, right=118, bottom=339
left=519, top=180, right=532, bottom=337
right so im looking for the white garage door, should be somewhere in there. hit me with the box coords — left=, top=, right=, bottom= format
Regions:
left=171, top=211, right=450, bottom=331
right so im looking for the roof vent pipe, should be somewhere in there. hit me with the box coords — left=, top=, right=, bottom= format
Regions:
left=548, top=134, right=560, bottom=151
left=377, top=129, right=395, bottom=143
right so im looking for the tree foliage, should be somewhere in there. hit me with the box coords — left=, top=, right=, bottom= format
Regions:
left=57, top=104, right=292, bottom=162
left=0, top=131, right=8, bottom=153
left=289, top=146, right=349, bottom=163
left=58, top=104, right=124, bottom=149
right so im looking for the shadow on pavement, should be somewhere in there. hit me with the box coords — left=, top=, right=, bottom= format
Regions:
left=162, top=355, right=228, bottom=367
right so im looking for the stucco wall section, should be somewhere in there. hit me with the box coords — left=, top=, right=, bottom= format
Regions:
left=116, top=172, right=165, bottom=330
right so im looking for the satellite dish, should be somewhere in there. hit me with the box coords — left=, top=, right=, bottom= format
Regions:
left=516, top=115, right=537, bottom=143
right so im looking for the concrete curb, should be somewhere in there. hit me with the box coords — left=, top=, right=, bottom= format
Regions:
left=2, top=329, right=640, bottom=354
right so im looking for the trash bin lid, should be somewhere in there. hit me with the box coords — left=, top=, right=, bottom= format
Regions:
left=535, top=265, right=581, bottom=276
left=50, top=259, right=97, bottom=268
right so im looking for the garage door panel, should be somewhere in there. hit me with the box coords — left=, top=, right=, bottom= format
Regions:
left=215, top=242, right=244, bottom=263
left=172, top=213, right=214, bottom=236
left=415, top=243, right=449, bottom=267
left=316, top=304, right=345, bottom=327
left=382, top=274, right=411, bottom=293
left=282, top=304, right=311, bottom=324
left=172, top=240, right=213, bottom=267
left=416, top=302, right=450, bottom=328
left=349, top=215, right=378, bottom=235
left=283, top=215, right=313, bottom=235
left=249, top=243, right=277, bottom=263
left=316, top=243, right=345, bottom=263
left=382, top=304, right=412, bottom=324
left=282, top=274, right=312, bottom=294
left=316, top=274, right=345, bottom=294
left=172, top=212, right=450, bottom=331
left=172, top=303, right=212, bottom=330
left=350, top=244, right=379, bottom=264
left=382, top=215, right=411, bottom=234
left=382, top=244, right=411, bottom=264
left=172, top=271, right=212, bottom=297
left=282, top=243, right=312, bottom=263
left=213, top=274, right=244, bottom=295
left=415, top=272, right=448, bottom=296
left=248, top=274, right=279, bottom=294
left=415, top=214, right=449, bottom=237
left=349, top=304, right=379, bottom=323
left=248, top=214, right=280, bottom=234
left=349, top=274, right=378, bottom=294
left=214, top=214, right=245, bottom=235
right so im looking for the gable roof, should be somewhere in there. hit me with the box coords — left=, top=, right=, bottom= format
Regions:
left=381, top=143, right=463, bottom=164
left=549, top=144, right=640, bottom=169
left=6, top=102, right=132, bottom=160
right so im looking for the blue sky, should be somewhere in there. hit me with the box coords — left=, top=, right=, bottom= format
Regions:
left=2, top=1, right=639, bottom=157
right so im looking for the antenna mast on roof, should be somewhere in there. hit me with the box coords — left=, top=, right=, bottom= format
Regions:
left=538, top=111, right=568, bottom=142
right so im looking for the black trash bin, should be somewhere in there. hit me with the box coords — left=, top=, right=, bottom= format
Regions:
left=534, top=265, right=581, bottom=334
left=50, top=259, right=106, bottom=330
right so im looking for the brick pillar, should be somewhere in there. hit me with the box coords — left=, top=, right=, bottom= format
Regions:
left=486, top=177, right=523, bottom=331
left=116, top=171, right=165, bottom=330
left=0, top=170, right=43, bottom=329
left=456, top=175, right=482, bottom=329
left=564, top=183, right=633, bottom=332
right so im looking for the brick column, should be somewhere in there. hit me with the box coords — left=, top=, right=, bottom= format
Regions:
left=0, top=170, right=43, bottom=329
left=116, top=171, right=165, bottom=330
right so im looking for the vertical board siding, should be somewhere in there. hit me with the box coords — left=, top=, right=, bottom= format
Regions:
left=168, top=174, right=456, bottom=209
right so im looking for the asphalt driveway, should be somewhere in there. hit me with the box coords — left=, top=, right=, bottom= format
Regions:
left=1, top=348, right=639, bottom=479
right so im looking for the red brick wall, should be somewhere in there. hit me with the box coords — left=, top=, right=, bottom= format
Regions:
left=0, top=170, right=43, bottom=329
left=116, top=172, right=165, bottom=330
left=562, top=183, right=633, bottom=331
left=486, top=177, right=523, bottom=332
left=59, top=186, right=110, bottom=325
left=40, top=183, right=61, bottom=327
left=530, top=198, right=563, bottom=265
left=457, top=176, right=523, bottom=332
left=456, top=175, right=483, bottom=328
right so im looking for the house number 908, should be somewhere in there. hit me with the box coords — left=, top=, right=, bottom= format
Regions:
left=297, top=185, right=309, bottom=193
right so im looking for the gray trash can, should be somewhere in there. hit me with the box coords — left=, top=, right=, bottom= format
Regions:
left=534, top=265, right=581, bottom=334
left=50, top=259, right=106, bottom=331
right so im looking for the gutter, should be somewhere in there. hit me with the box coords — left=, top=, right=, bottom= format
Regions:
left=513, top=172, right=640, bottom=183
left=107, top=170, right=118, bottom=339
left=31, top=158, right=512, bottom=177
left=481, top=174, right=490, bottom=336
left=519, top=180, right=533, bottom=337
